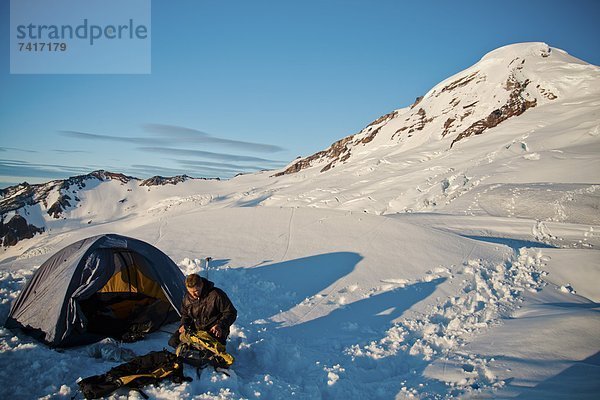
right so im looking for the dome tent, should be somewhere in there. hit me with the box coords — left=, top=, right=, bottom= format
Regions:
left=5, top=234, right=186, bottom=347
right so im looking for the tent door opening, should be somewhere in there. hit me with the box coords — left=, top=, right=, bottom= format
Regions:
left=80, top=250, right=176, bottom=338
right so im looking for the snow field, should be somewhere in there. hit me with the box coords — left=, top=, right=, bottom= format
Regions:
left=1, top=205, right=598, bottom=399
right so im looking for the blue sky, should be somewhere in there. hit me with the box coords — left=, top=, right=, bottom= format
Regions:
left=1, top=0, right=599, bottom=188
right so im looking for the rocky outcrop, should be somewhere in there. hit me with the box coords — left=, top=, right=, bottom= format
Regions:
left=140, top=175, right=192, bottom=186
left=1, top=183, right=39, bottom=216
left=450, top=74, right=537, bottom=147
left=537, top=84, right=557, bottom=100
left=86, top=170, right=135, bottom=184
left=275, top=135, right=355, bottom=176
left=439, top=71, right=482, bottom=93
left=442, top=118, right=456, bottom=137
left=410, top=96, right=424, bottom=109
left=365, top=111, right=398, bottom=128
left=392, top=108, right=434, bottom=139
left=0, top=214, right=44, bottom=247
left=274, top=112, right=398, bottom=176
left=47, top=194, right=73, bottom=218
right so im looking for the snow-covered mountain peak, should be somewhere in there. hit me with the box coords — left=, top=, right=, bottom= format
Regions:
left=477, top=42, right=553, bottom=64
left=275, top=42, right=599, bottom=176
left=475, top=41, right=589, bottom=66
left=487, top=41, right=547, bottom=55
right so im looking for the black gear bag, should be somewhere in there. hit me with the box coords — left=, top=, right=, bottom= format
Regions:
left=77, top=350, right=190, bottom=399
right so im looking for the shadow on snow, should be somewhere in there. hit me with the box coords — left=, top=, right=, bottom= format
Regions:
left=280, top=277, right=446, bottom=345
left=463, top=235, right=557, bottom=249
left=514, top=351, right=600, bottom=399
left=211, top=256, right=452, bottom=399
left=217, top=252, right=363, bottom=323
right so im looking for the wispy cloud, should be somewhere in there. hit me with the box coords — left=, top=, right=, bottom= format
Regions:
left=0, top=159, right=91, bottom=180
left=52, top=149, right=90, bottom=153
left=129, top=163, right=231, bottom=178
left=126, top=164, right=195, bottom=177
left=53, top=127, right=288, bottom=180
left=130, top=159, right=274, bottom=179
left=175, top=159, right=270, bottom=172
left=139, top=147, right=286, bottom=165
left=0, top=147, right=37, bottom=153
left=60, top=130, right=167, bottom=145
left=61, top=126, right=286, bottom=155
left=143, top=123, right=286, bottom=153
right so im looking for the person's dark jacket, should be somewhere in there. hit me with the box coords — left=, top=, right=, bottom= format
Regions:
left=180, top=277, right=237, bottom=343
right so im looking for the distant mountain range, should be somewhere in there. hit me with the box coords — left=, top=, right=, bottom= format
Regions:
left=0, top=171, right=210, bottom=246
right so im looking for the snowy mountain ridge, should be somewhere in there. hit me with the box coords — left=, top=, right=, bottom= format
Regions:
left=0, top=170, right=213, bottom=246
left=2, top=43, right=600, bottom=248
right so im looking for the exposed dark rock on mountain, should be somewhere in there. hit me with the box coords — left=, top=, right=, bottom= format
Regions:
left=0, top=214, right=44, bottom=247
left=47, top=194, right=73, bottom=219
left=140, top=175, right=192, bottom=186
left=440, top=71, right=482, bottom=93
left=392, top=108, right=435, bottom=139
left=1, top=183, right=39, bottom=216
left=273, top=111, right=398, bottom=176
left=450, top=75, right=537, bottom=147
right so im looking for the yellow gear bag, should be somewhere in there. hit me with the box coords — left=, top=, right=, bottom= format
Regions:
left=177, top=330, right=235, bottom=368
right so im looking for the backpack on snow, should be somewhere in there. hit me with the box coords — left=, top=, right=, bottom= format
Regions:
left=176, top=330, right=235, bottom=370
left=77, top=350, right=189, bottom=399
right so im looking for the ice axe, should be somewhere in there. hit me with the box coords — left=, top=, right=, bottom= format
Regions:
left=203, top=257, right=212, bottom=280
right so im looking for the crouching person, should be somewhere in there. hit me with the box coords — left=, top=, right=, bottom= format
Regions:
left=169, top=273, right=237, bottom=351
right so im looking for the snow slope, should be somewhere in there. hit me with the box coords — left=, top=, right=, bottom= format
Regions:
left=1, top=42, right=599, bottom=399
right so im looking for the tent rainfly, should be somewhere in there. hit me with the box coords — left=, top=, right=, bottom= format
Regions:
left=5, top=234, right=186, bottom=347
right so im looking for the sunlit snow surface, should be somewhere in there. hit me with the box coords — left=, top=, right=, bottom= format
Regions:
left=1, top=43, right=599, bottom=399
